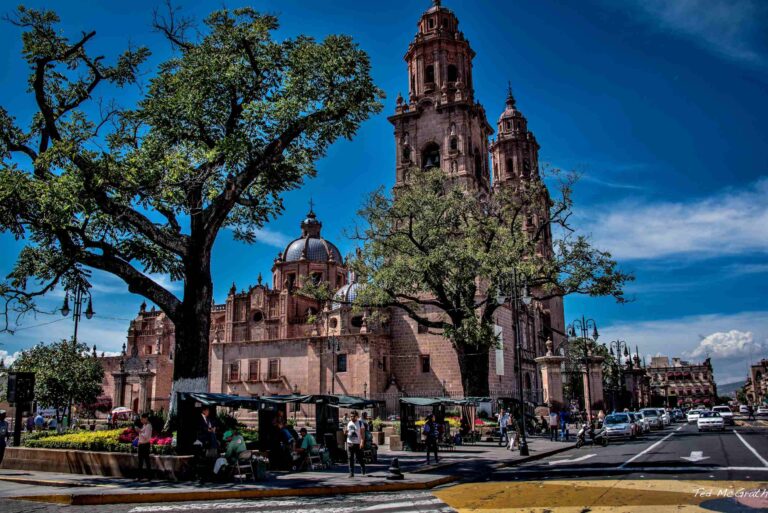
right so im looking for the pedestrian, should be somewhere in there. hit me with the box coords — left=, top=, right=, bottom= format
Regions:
left=498, top=409, right=510, bottom=447
left=423, top=413, right=440, bottom=464
left=597, top=410, right=606, bottom=427
left=344, top=410, right=366, bottom=477
left=560, top=409, right=570, bottom=442
left=34, top=412, right=44, bottom=431
left=747, top=405, right=755, bottom=421
left=136, top=413, right=153, bottom=481
left=0, top=410, right=8, bottom=465
left=548, top=410, right=559, bottom=441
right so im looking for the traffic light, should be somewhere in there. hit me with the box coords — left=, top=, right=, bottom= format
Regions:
left=7, top=372, right=35, bottom=405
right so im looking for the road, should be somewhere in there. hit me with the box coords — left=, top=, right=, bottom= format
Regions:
left=435, top=418, right=768, bottom=512
left=1, top=419, right=766, bottom=512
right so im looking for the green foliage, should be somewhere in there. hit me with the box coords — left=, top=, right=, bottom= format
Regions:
left=11, top=339, right=104, bottom=422
left=0, top=4, right=382, bottom=386
left=348, top=167, right=632, bottom=394
left=240, top=428, right=259, bottom=444
left=372, top=417, right=383, bottom=432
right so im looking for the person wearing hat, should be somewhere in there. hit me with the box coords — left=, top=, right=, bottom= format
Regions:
left=0, top=410, right=9, bottom=464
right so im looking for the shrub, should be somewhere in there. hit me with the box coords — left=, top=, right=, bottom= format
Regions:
left=23, top=429, right=174, bottom=455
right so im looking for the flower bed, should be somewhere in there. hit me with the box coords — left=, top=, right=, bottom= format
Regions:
left=24, top=429, right=174, bottom=455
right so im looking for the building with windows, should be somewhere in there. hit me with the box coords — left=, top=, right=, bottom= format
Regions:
left=744, top=359, right=768, bottom=405
left=97, top=1, right=566, bottom=414
left=647, top=356, right=717, bottom=408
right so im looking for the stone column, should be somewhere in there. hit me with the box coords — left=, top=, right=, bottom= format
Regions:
left=582, top=356, right=605, bottom=417
left=138, top=373, right=152, bottom=413
left=535, top=339, right=566, bottom=412
left=113, top=372, right=127, bottom=408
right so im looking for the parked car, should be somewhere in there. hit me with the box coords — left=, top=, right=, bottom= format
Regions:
left=671, top=409, right=685, bottom=422
left=757, top=406, right=768, bottom=416
left=687, top=409, right=702, bottom=424
left=640, top=408, right=663, bottom=429
left=603, top=413, right=634, bottom=439
left=712, top=405, right=734, bottom=425
left=739, top=405, right=750, bottom=414
left=634, top=412, right=651, bottom=433
left=657, top=409, right=671, bottom=426
left=626, top=413, right=642, bottom=438
left=697, top=411, right=725, bottom=431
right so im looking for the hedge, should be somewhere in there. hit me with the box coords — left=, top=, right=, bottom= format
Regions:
left=24, top=429, right=174, bottom=455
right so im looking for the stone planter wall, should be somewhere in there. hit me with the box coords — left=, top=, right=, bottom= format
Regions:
left=0, top=447, right=194, bottom=480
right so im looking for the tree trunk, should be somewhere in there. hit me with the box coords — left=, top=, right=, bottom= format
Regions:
left=170, top=250, right=213, bottom=454
left=457, top=344, right=490, bottom=397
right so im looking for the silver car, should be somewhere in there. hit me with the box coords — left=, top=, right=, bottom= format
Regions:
left=603, top=413, right=633, bottom=439
left=640, top=408, right=663, bottom=429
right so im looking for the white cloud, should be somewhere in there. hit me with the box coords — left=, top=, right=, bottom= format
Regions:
left=0, top=349, right=22, bottom=367
left=600, top=310, right=768, bottom=385
left=685, top=330, right=763, bottom=359
left=625, top=0, right=766, bottom=65
left=252, top=228, right=292, bottom=249
left=581, top=179, right=768, bottom=260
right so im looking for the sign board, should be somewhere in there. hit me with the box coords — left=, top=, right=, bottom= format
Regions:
left=7, top=371, right=35, bottom=405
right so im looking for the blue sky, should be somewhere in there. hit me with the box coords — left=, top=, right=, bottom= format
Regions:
left=1, top=0, right=766, bottom=386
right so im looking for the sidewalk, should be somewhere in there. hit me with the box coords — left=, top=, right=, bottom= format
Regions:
left=0, top=436, right=574, bottom=505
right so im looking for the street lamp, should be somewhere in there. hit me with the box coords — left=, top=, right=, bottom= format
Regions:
left=60, top=285, right=95, bottom=344
left=567, top=315, right=599, bottom=423
left=606, top=339, right=630, bottom=412
left=496, top=268, right=533, bottom=456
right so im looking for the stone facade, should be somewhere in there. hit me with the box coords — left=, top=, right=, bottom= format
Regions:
left=648, top=356, right=717, bottom=408
left=97, top=0, right=566, bottom=413
left=744, top=359, right=768, bottom=405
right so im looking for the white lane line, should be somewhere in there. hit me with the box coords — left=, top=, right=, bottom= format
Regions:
left=549, top=454, right=596, bottom=465
left=508, top=465, right=768, bottom=474
left=733, top=429, right=768, bottom=467
left=619, top=429, right=678, bottom=468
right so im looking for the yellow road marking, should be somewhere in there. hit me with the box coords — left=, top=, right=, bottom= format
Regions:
left=434, top=479, right=768, bottom=512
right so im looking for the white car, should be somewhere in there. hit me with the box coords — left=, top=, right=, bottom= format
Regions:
left=697, top=411, right=725, bottom=431
left=603, top=413, right=634, bottom=439
left=634, top=412, right=651, bottom=433
left=712, top=406, right=734, bottom=425
left=687, top=409, right=702, bottom=424
left=758, top=406, right=768, bottom=416
left=657, top=409, right=671, bottom=426
left=640, top=408, right=663, bottom=429
left=739, top=405, right=750, bottom=414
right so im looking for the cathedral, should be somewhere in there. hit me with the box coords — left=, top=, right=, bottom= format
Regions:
left=99, top=0, right=566, bottom=415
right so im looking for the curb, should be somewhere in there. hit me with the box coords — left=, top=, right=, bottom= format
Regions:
left=10, top=474, right=460, bottom=506
left=0, top=476, right=99, bottom=488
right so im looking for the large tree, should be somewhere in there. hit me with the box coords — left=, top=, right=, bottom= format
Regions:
left=349, top=167, right=632, bottom=397
left=0, top=6, right=382, bottom=445
left=12, top=339, right=104, bottom=427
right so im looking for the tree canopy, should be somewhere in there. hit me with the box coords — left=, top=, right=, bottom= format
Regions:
left=11, top=339, right=104, bottom=422
left=347, top=167, right=632, bottom=395
left=0, top=5, right=382, bottom=396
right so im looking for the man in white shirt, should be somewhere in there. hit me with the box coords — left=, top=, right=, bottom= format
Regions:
left=344, top=410, right=366, bottom=477
left=136, top=414, right=153, bottom=481
left=498, top=409, right=510, bottom=446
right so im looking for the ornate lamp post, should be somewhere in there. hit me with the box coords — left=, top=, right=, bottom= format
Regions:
left=60, top=285, right=95, bottom=344
left=606, top=339, right=630, bottom=411
left=567, top=316, right=599, bottom=422
left=496, top=268, right=533, bottom=456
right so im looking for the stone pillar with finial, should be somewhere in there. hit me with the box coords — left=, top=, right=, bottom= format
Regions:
left=535, top=338, right=566, bottom=412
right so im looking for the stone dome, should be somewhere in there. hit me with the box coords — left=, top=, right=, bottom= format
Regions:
left=333, top=278, right=362, bottom=309
left=281, top=209, right=342, bottom=263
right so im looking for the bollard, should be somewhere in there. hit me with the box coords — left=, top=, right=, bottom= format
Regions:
left=386, top=457, right=405, bottom=480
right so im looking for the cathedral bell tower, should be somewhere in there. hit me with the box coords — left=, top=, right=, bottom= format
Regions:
left=490, top=84, right=540, bottom=188
left=388, top=0, right=493, bottom=193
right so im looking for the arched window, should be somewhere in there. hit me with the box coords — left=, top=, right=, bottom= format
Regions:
left=474, top=151, right=483, bottom=183
left=422, top=142, right=441, bottom=169
left=522, top=159, right=531, bottom=178
left=450, top=136, right=458, bottom=151
left=506, top=158, right=514, bottom=178
left=425, top=65, right=435, bottom=84
left=525, top=372, right=532, bottom=390
left=252, top=311, right=264, bottom=323
left=402, top=146, right=411, bottom=162
left=447, top=64, right=458, bottom=82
